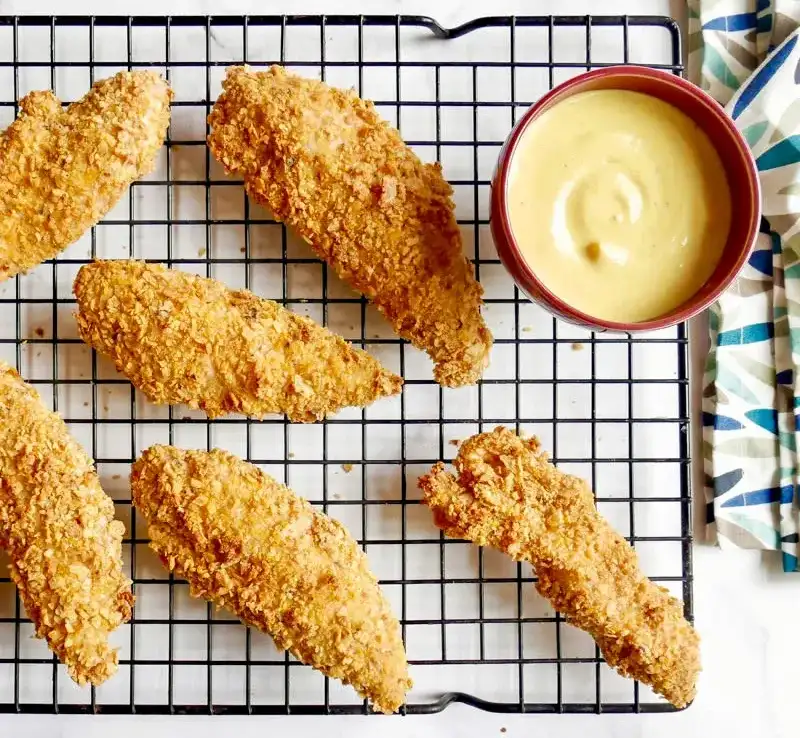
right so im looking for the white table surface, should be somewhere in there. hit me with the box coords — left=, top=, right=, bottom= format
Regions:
left=2, top=0, right=798, bottom=737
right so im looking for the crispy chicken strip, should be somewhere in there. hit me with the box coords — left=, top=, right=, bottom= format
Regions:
left=131, top=445, right=412, bottom=713
left=0, top=362, right=132, bottom=685
left=0, top=71, right=171, bottom=281
left=74, top=260, right=402, bottom=422
left=208, top=65, right=492, bottom=388
left=419, top=427, right=700, bottom=708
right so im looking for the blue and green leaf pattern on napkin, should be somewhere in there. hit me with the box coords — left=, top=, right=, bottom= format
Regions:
left=690, top=0, right=800, bottom=570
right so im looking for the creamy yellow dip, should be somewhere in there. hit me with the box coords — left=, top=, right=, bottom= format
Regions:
left=507, top=89, right=732, bottom=323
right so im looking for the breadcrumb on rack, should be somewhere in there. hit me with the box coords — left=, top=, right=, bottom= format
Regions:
left=419, top=426, right=700, bottom=709
left=0, top=361, right=132, bottom=686
left=131, top=446, right=412, bottom=714
left=74, top=260, right=402, bottom=422
left=208, top=65, right=492, bottom=387
left=0, top=71, right=171, bottom=282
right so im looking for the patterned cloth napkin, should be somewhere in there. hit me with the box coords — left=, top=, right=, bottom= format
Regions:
left=690, top=0, right=800, bottom=571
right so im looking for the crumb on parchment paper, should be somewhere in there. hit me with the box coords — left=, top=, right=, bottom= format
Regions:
left=341, top=463, right=353, bottom=473
left=572, top=342, right=584, bottom=351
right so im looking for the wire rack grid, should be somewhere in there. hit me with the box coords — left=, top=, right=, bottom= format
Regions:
left=0, top=14, right=691, bottom=715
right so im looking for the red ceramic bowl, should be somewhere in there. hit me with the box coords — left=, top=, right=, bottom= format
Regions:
left=491, top=65, right=761, bottom=332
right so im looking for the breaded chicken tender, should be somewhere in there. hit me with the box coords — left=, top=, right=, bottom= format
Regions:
left=74, top=260, right=401, bottom=422
left=0, top=362, right=132, bottom=685
left=208, top=65, right=492, bottom=387
left=131, top=445, right=412, bottom=713
left=0, top=71, right=171, bottom=281
left=419, top=427, right=700, bottom=708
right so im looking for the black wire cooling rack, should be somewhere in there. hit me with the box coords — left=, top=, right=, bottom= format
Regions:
left=0, top=14, right=692, bottom=715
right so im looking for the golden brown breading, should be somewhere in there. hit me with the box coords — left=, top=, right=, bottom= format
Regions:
left=418, top=427, right=700, bottom=708
left=0, top=71, right=171, bottom=281
left=0, top=362, right=132, bottom=685
left=207, top=65, right=492, bottom=388
left=131, top=445, right=412, bottom=714
left=74, top=260, right=402, bottom=422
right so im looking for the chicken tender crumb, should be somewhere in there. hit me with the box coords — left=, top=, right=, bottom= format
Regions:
left=208, top=65, right=492, bottom=387
left=0, top=362, right=132, bottom=685
left=0, top=71, right=171, bottom=281
left=131, top=446, right=411, bottom=713
left=74, top=260, right=402, bottom=422
left=419, top=426, right=700, bottom=708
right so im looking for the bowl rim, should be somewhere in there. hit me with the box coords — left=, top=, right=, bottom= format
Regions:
left=491, top=64, right=762, bottom=333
